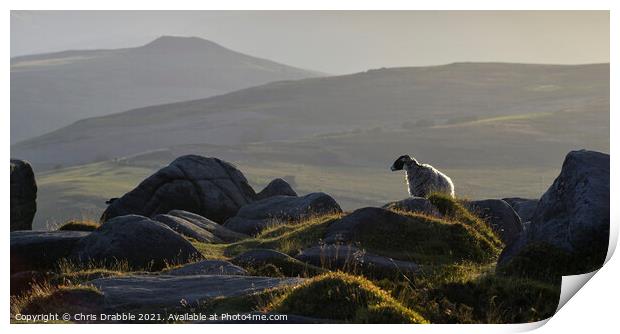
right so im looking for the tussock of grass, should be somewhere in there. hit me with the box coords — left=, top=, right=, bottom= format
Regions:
left=57, top=220, right=100, bottom=231
left=376, top=261, right=558, bottom=324
left=375, top=262, right=486, bottom=319
left=56, top=258, right=131, bottom=274
left=498, top=230, right=608, bottom=284
left=11, top=283, right=103, bottom=322
left=191, top=242, right=228, bottom=260
left=170, top=287, right=292, bottom=323
left=420, top=262, right=493, bottom=286
left=190, top=213, right=340, bottom=278
left=52, top=259, right=131, bottom=285
left=496, top=242, right=596, bottom=285
left=269, top=272, right=428, bottom=323
left=431, top=275, right=559, bottom=323
left=353, top=209, right=501, bottom=265
left=195, top=213, right=342, bottom=260
left=53, top=268, right=125, bottom=286
left=428, top=193, right=503, bottom=249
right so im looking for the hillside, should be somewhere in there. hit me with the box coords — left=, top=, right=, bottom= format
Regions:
left=10, top=35, right=322, bottom=143
left=15, top=62, right=609, bottom=228
left=13, top=62, right=609, bottom=170
left=33, top=99, right=609, bottom=229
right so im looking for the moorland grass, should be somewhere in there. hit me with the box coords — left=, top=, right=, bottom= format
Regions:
left=52, top=259, right=131, bottom=285
left=195, top=201, right=501, bottom=269
left=428, top=193, right=503, bottom=250
left=11, top=283, right=103, bottom=322
left=354, top=210, right=501, bottom=265
left=376, top=261, right=559, bottom=324
left=193, top=213, right=342, bottom=260
left=429, top=274, right=560, bottom=323
left=496, top=240, right=608, bottom=285
left=57, top=219, right=100, bottom=231
left=269, top=272, right=428, bottom=324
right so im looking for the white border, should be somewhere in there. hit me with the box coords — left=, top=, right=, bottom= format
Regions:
left=2, top=1, right=616, bottom=333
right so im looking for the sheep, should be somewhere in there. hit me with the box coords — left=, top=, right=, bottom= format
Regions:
left=390, top=155, right=455, bottom=198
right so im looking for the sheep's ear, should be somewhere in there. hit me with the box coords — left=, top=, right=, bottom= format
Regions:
left=409, top=156, right=420, bottom=166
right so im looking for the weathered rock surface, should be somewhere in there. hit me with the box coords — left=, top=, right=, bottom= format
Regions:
left=232, top=249, right=295, bottom=266
left=163, top=260, right=247, bottom=276
left=10, top=159, right=37, bottom=231
left=224, top=193, right=342, bottom=235
left=499, top=150, right=610, bottom=268
left=90, top=275, right=304, bottom=312
left=11, top=230, right=89, bottom=273
left=503, top=197, right=538, bottom=223
left=231, top=249, right=323, bottom=277
left=324, top=207, right=410, bottom=244
left=296, top=245, right=419, bottom=276
left=466, top=199, right=523, bottom=245
left=152, top=214, right=224, bottom=243
left=382, top=197, right=440, bottom=216
left=256, top=178, right=298, bottom=200
left=166, top=210, right=247, bottom=242
left=72, top=215, right=203, bottom=270
left=100, top=155, right=256, bottom=223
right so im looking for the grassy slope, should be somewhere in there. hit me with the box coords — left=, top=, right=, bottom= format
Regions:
left=36, top=162, right=153, bottom=229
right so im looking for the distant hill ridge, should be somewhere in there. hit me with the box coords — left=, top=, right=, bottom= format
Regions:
left=11, top=35, right=323, bottom=143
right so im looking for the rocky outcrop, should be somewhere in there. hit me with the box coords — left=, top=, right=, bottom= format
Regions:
left=295, top=245, right=419, bottom=277
left=466, top=199, right=523, bottom=245
left=324, top=207, right=409, bottom=244
left=89, top=275, right=304, bottom=312
left=11, top=230, right=90, bottom=273
left=162, top=260, right=247, bottom=276
left=230, top=249, right=323, bottom=277
left=382, top=197, right=440, bottom=216
left=71, top=215, right=203, bottom=270
left=224, top=193, right=342, bottom=235
left=164, top=210, right=247, bottom=242
left=10, top=159, right=37, bottom=231
left=100, top=155, right=256, bottom=223
left=152, top=210, right=247, bottom=244
left=503, top=197, right=538, bottom=223
left=152, top=214, right=223, bottom=243
left=232, top=249, right=295, bottom=267
left=256, top=178, right=297, bottom=200
left=499, top=150, right=609, bottom=270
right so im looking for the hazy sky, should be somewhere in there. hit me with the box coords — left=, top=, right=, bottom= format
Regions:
left=11, top=11, right=609, bottom=74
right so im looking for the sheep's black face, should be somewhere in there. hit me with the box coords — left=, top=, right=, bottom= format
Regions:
left=390, top=155, right=411, bottom=171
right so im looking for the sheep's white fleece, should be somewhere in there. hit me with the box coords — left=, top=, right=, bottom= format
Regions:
left=404, top=162, right=455, bottom=198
